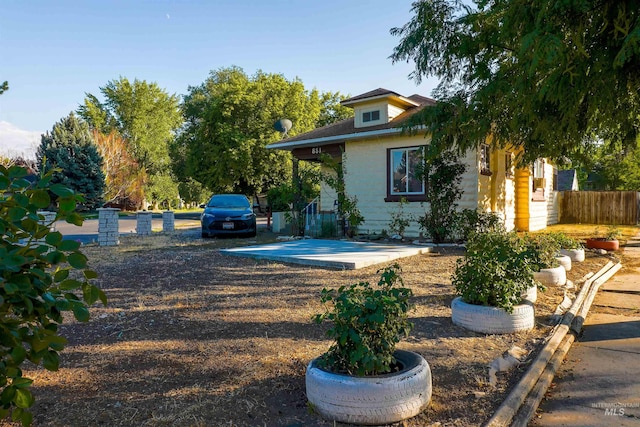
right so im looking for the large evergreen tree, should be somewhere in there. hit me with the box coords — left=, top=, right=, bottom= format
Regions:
left=391, top=0, right=640, bottom=164
left=37, top=113, right=105, bottom=210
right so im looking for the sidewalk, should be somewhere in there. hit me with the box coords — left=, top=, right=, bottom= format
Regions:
left=532, top=239, right=640, bottom=426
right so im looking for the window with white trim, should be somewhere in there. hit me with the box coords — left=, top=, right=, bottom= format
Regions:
left=532, top=158, right=546, bottom=201
left=390, top=147, right=425, bottom=196
left=480, top=144, right=491, bottom=175
left=505, top=151, right=514, bottom=179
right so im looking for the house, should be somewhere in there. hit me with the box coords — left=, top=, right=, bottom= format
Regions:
left=268, top=88, right=558, bottom=236
left=557, top=169, right=579, bottom=191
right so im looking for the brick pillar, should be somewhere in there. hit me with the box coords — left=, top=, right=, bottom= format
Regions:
left=136, top=211, right=153, bottom=236
left=162, top=211, right=175, bottom=232
left=97, top=208, right=120, bottom=246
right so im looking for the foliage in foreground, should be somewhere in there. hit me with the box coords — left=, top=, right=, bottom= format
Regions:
left=314, top=264, right=413, bottom=376
left=0, top=166, right=106, bottom=425
left=391, top=0, right=640, bottom=165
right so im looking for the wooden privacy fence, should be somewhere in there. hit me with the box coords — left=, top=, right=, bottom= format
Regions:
left=559, top=191, right=639, bottom=225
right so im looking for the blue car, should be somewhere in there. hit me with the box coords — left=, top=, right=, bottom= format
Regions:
left=201, top=194, right=257, bottom=238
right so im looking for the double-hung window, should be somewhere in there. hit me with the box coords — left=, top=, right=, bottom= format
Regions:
left=386, top=146, right=426, bottom=202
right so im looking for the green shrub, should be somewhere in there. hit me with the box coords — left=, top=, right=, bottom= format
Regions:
left=546, top=232, right=584, bottom=249
left=452, top=232, right=538, bottom=313
left=266, top=184, right=293, bottom=212
left=388, top=198, right=412, bottom=238
left=452, top=209, right=505, bottom=242
left=0, top=165, right=106, bottom=425
left=313, top=264, right=413, bottom=376
left=524, top=233, right=561, bottom=270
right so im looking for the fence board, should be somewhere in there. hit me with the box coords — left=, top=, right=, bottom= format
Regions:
left=559, top=191, right=639, bottom=225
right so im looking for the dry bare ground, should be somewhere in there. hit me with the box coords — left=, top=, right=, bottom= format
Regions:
left=5, top=229, right=614, bottom=427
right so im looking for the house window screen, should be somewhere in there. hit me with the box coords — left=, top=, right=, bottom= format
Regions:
left=363, top=110, right=381, bottom=122
left=390, top=147, right=424, bottom=195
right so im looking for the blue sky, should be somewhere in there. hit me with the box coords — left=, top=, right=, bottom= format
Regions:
left=0, top=0, right=438, bottom=155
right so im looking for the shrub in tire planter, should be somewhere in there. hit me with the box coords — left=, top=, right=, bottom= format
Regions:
left=548, top=232, right=585, bottom=262
left=451, top=231, right=540, bottom=334
left=308, top=264, right=431, bottom=424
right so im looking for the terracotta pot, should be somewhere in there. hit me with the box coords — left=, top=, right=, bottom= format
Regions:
left=585, top=238, right=619, bottom=251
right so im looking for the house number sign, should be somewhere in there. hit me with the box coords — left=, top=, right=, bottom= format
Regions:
left=311, top=147, right=322, bottom=154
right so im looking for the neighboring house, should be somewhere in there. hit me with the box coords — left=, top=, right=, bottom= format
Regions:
left=268, top=88, right=558, bottom=237
left=557, top=169, right=579, bottom=191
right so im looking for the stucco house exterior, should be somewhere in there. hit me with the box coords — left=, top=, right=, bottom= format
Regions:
left=268, top=88, right=558, bottom=237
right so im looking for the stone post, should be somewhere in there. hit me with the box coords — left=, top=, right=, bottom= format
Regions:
left=162, top=210, right=175, bottom=232
left=97, top=208, right=120, bottom=246
left=136, top=211, right=153, bottom=236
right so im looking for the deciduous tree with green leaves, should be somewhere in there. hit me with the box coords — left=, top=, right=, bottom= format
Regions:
left=0, top=165, right=106, bottom=426
left=78, top=78, right=182, bottom=208
left=36, top=113, right=105, bottom=211
left=391, top=0, right=640, bottom=164
left=176, top=66, right=345, bottom=196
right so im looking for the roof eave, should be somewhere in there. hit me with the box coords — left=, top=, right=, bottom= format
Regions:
left=268, top=127, right=406, bottom=151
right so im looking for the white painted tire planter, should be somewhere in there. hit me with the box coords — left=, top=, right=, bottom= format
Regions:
left=521, top=285, right=537, bottom=303
left=560, top=248, right=585, bottom=262
left=451, top=297, right=535, bottom=334
left=533, top=265, right=567, bottom=287
left=555, top=254, right=572, bottom=271
left=306, top=350, right=432, bottom=425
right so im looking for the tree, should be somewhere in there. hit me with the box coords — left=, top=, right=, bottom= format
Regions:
left=92, top=130, right=145, bottom=209
left=391, top=1, right=640, bottom=164
left=0, top=81, right=7, bottom=96
left=316, top=91, right=353, bottom=128
left=0, top=165, right=106, bottom=425
left=79, top=78, right=182, bottom=174
left=37, top=113, right=105, bottom=210
left=177, top=66, right=326, bottom=196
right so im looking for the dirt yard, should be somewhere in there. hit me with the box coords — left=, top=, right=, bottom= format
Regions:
left=7, top=229, right=615, bottom=427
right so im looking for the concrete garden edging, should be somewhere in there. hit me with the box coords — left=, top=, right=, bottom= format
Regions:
left=484, top=260, right=622, bottom=427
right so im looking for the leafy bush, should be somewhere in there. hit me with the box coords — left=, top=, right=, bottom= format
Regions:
left=313, top=264, right=413, bottom=376
left=452, top=231, right=538, bottom=313
left=546, top=232, right=583, bottom=249
left=452, top=209, right=505, bottom=242
left=416, top=149, right=465, bottom=243
left=524, top=233, right=561, bottom=270
left=595, top=225, right=622, bottom=241
left=266, top=184, right=293, bottom=212
left=0, top=165, right=106, bottom=425
left=388, top=198, right=412, bottom=238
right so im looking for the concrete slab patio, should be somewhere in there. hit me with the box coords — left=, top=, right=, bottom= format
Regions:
left=221, top=239, right=432, bottom=269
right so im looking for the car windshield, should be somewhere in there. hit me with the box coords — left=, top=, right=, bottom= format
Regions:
left=207, top=195, right=250, bottom=208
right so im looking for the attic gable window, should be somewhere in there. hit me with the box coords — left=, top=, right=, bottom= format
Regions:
left=362, top=110, right=380, bottom=122
left=385, top=146, right=427, bottom=202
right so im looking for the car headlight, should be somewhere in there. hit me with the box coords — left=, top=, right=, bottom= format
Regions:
left=241, top=213, right=254, bottom=220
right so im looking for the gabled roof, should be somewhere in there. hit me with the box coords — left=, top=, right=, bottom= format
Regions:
left=268, top=92, right=435, bottom=150
left=557, top=169, right=578, bottom=191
